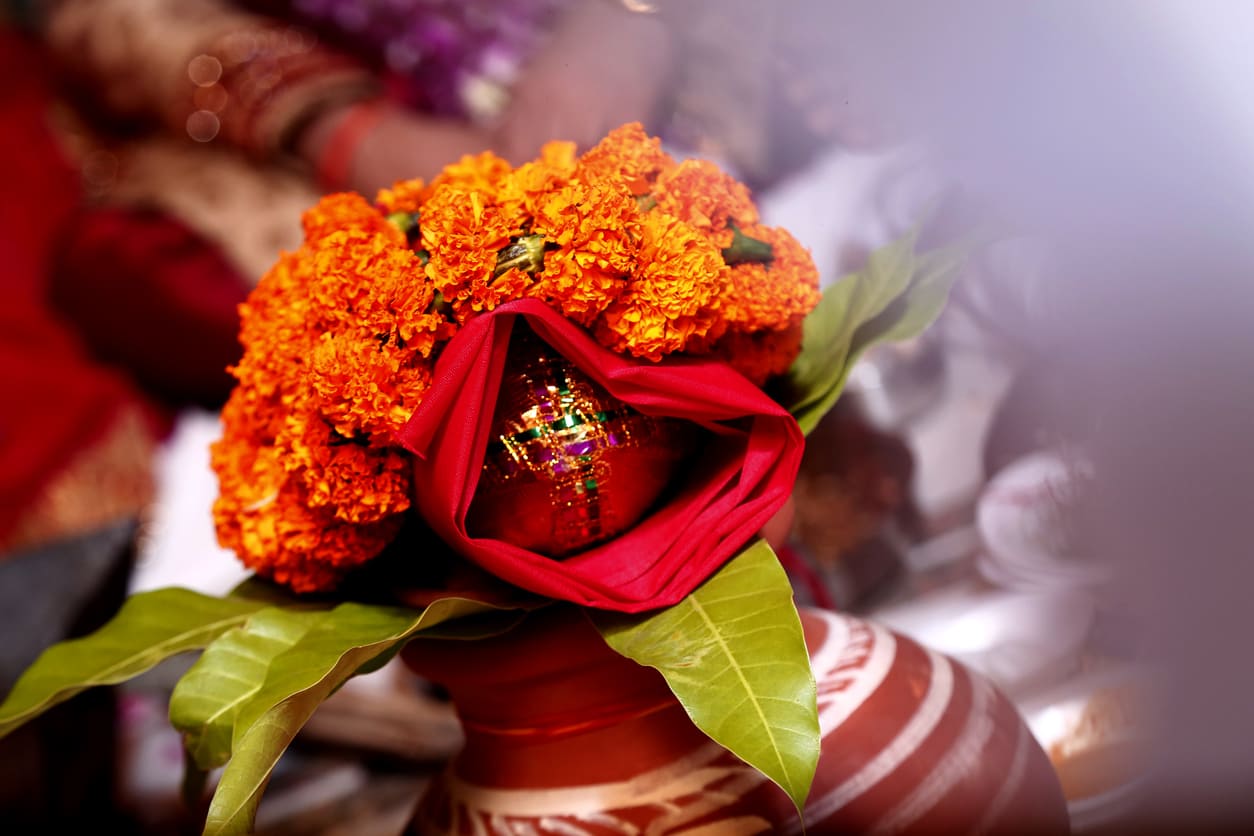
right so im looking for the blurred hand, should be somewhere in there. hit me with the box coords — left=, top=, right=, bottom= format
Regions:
left=347, top=106, right=494, bottom=195
left=297, top=101, right=495, bottom=197
left=491, top=2, right=676, bottom=163
left=297, top=5, right=675, bottom=196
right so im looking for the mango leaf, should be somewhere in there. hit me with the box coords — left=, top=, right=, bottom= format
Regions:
left=226, top=575, right=311, bottom=605
left=201, top=596, right=532, bottom=836
left=173, top=574, right=536, bottom=773
left=0, top=588, right=270, bottom=738
left=170, top=606, right=331, bottom=770
left=408, top=606, right=536, bottom=641
left=591, top=540, right=819, bottom=816
left=783, top=229, right=971, bottom=435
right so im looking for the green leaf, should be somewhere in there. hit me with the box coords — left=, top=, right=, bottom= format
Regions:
left=201, top=597, right=530, bottom=836
left=174, top=598, right=534, bottom=773
left=782, top=228, right=970, bottom=435
left=0, top=588, right=270, bottom=739
left=226, top=575, right=311, bottom=606
left=592, top=541, right=819, bottom=816
left=170, top=606, right=331, bottom=770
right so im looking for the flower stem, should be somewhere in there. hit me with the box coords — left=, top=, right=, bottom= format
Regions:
left=386, top=211, right=416, bottom=234
left=386, top=211, right=429, bottom=263
left=722, top=220, right=774, bottom=266
left=494, top=234, right=548, bottom=280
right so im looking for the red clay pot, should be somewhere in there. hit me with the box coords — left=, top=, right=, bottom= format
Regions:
left=400, top=604, right=1069, bottom=835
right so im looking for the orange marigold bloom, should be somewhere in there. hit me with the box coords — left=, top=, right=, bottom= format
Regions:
left=594, top=212, right=728, bottom=361
left=496, top=140, right=578, bottom=212
left=212, top=121, right=823, bottom=596
left=653, top=158, right=758, bottom=237
left=213, top=193, right=443, bottom=591
left=721, top=224, right=822, bottom=333
left=309, top=232, right=423, bottom=328
left=228, top=253, right=319, bottom=442
left=277, top=404, right=413, bottom=525
left=308, top=332, right=437, bottom=441
left=236, top=250, right=315, bottom=356
left=714, top=323, right=806, bottom=387
left=536, top=139, right=578, bottom=172
left=211, top=414, right=402, bottom=593
left=425, top=150, right=514, bottom=199
left=302, top=192, right=405, bottom=247
left=374, top=178, right=427, bottom=216
left=525, top=177, right=641, bottom=326
left=421, top=185, right=526, bottom=323
left=299, top=223, right=449, bottom=437
left=578, top=122, right=676, bottom=196
left=486, top=266, right=534, bottom=309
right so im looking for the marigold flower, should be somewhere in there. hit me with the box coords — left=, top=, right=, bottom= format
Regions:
left=307, top=333, right=436, bottom=441
left=653, top=158, right=758, bottom=236
left=496, top=140, right=578, bottom=212
left=211, top=404, right=402, bottom=592
left=425, top=150, right=514, bottom=198
left=374, top=178, right=427, bottom=217
left=577, top=122, right=676, bottom=196
left=714, top=324, right=806, bottom=387
left=302, top=192, right=405, bottom=246
left=421, top=186, right=525, bottom=324
left=721, top=223, right=822, bottom=334
left=228, top=254, right=316, bottom=441
left=277, top=404, right=413, bottom=525
left=210, top=122, right=822, bottom=596
left=594, top=212, right=728, bottom=361
left=303, top=221, right=449, bottom=437
left=526, top=177, right=641, bottom=326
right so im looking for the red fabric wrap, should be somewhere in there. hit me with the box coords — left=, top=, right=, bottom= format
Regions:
left=395, top=299, right=804, bottom=613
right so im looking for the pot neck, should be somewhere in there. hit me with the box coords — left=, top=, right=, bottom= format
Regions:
left=400, top=605, right=712, bottom=785
left=402, top=605, right=675, bottom=728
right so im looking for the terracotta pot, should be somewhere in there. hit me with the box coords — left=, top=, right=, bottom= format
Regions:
left=400, top=604, right=1069, bottom=835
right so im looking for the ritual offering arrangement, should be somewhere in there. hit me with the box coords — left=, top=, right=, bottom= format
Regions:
left=0, top=124, right=1068, bottom=835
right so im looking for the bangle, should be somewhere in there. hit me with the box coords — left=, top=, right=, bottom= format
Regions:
left=315, top=99, right=388, bottom=193
left=615, top=0, right=659, bottom=11
left=192, top=23, right=378, bottom=157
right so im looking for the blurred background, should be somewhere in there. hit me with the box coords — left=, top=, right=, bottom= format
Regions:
left=1, top=1, right=1251, bottom=833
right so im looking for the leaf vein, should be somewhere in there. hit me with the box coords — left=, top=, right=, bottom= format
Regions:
left=686, top=597, right=789, bottom=780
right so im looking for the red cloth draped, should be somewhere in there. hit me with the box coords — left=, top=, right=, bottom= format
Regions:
left=396, top=299, right=805, bottom=613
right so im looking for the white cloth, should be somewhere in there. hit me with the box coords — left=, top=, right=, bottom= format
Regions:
left=130, top=409, right=248, bottom=596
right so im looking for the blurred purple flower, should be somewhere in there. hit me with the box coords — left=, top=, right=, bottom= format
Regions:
left=291, top=0, right=573, bottom=119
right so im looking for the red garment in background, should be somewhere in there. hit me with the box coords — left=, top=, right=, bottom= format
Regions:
left=0, top=29, right=248, bottom=543
left=0, top=28, right=145, bottom=542
left=49, top=206, right=248, bottom=411
left=0, top=30, right=80, bottom=303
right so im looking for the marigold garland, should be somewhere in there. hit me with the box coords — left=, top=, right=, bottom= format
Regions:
left=211, top=123, right=821, bottom=593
